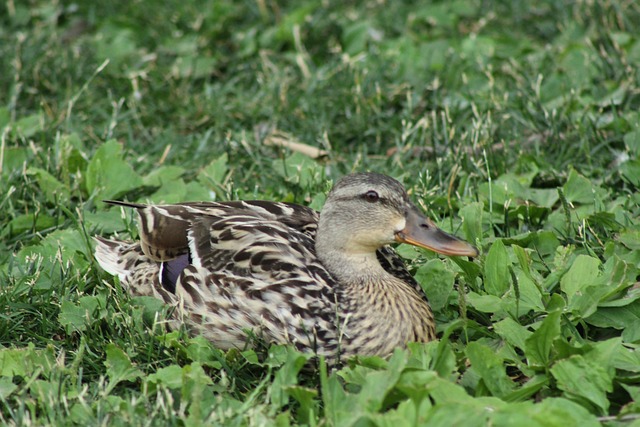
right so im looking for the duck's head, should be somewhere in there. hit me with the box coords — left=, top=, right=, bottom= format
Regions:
left=316, top=172, right=478, bottom=259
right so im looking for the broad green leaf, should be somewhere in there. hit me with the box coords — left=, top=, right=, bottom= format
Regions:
left=461, top=35, right=495, bottom=61
left=484, top=239, right=510, bottom=296
left=0, top=377, right=17, bottom=399
left=514, top=269, right=545, bottom=314
left=425, top=395, right=505, bottom=427
left=26, top=167, right=70, bottom=203
left=559, top=45, right=597, bottom=88
left=406, top=341, right=456, bottom=379
left=59, top=300, right=90, bottom=332
left=458, top=202, right=483, bottom=246
left=270, top=348, right=310, bottom=410
left=547, top=293, right=567, bottom=312
left=143, top=165, right=185, bottom=187
left=415, top=259, right=455, bottom=311
left=185, top=336, right=223, bottom=369
left=524, top=310, right=561, bottom=367
left=494, top=317, right=532, bottom=351
left=503, top=375, right=549, bottom=403
left=104, top=344, right=143, bottom=392
left=83, top=209, right=129, bottom=235
left=611, top=344, right=640, bottom=372
left=12, top=112, right=44, bottom=138
left=550, top=354, right=613, bottom=414
left=0, top=347, right=33, bottom=377
left=92, top=24, right=139, bottom=68
left=57, top=133, right=87, bottom=176
left=0, top=147, right=29, bottom=175
left=597, top=255, right=640, bottom=302
left=173, top=55, right=218, bottom=79
left=240, top=349, right=260, bottom=365
left=18, top=228, right=87, bottom=260
left=477, top=173, right=532, bottom=209
left=587, top=338, right=621, bottom=380
left=428, top=375, right=481, bottom=405
left=184, top=181, right=215, bottom=201
left=560, top=255, right=601, bottom=314
left=128, top=296, right=167, bottom=327
left=0, top=345, right=55, bottom=378
left=287, top=385, right=318, bottom=425
left=17, top=229, right=91, bottom=281
left=512, top=245, right=531, bottom=278
left=147, top=365, right=184, bottom=390
left=85, top=139, right=143, bottom=203
left=466, top=292, right=502, bottom=313
left=354, top=350, right=406, bottom=412
left=396, top=370, right=439, bottom=403
left=531, top=231, right=561, bottom=262
left=507, top=204, right=551, bottom=227
left=569, top=256, right=640, bottom=320
left=197, top=153, right=228, bottom=190
left=308, top=190, right=326, bottom=211
left=617, top=229, right=640, bottom=250
left=0, top=106, right=9, bottom=129
left=321, top=366, right=359, bottom=427
left=527, top=188, right=559, bottom=208
left=563, top=169, right=595, bottom=204
left=341, top=20, right=376, bottom=55
left=624, top=129, right=640, bottom=153
left=426, top=403, right=491, bottom=427
left=620, top=159, right=640, bottom=187
left=370, top=399, right=423, bottom=427
left=499, top=397, right=599, bottom=427
left=272, top=152, right=324, bottom=189
left=622, top=320, right=640, bottom=342
left=466, top=342, right=514, bottom=398
left=451, top=256, right=483, bottom=283
left=1, top=213, right=56, bottom=238
left=148, top=178, right=188, bottom=203
left=181, top=362, right=213, bottom=423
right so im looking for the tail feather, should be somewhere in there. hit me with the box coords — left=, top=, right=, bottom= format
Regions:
left=94, top=236, right=176, bottom=302
left=103, top=200, right=148, bottom=209
left=94, top=236, right=157, bottom=286
left=94, top=236, right=133, bottom=283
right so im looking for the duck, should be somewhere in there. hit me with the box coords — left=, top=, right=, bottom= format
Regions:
left=94, top=172, right=478, bottom=362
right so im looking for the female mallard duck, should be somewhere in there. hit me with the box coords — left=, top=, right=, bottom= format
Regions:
left=95, top=172, right=477, bottom=361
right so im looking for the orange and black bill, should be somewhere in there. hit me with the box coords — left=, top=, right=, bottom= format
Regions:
left=395, top=204, right=479, bottom=257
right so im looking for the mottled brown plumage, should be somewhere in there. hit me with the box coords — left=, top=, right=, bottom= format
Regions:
left=94, top=172, right=477, bottom=362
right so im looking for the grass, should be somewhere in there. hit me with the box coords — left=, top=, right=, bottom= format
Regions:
left=2, top=0, right=640, bottom=425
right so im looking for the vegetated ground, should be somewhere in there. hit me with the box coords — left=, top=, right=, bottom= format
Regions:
left=1, top=1, right=640, bottom=425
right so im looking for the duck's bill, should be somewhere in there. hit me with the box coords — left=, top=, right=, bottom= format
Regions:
left=395, top=206, right=479, bottom=257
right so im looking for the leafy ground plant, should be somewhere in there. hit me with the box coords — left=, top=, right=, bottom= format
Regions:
left=2, top=0, right=640, bottom=425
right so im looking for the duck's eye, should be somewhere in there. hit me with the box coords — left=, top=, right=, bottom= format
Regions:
left=364, top=190, right=380, bottom=202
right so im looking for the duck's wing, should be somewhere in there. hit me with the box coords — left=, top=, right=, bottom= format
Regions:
left=103, top=200, right=319, bottom=262
left=179, top=212, right=340, bottom=353
left=95, top=200, right=341, bottom=355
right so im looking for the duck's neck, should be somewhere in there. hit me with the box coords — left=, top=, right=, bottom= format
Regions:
left=316, top=245, right=392, bottom=285
left=316, top=237, right=437, bottom=356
